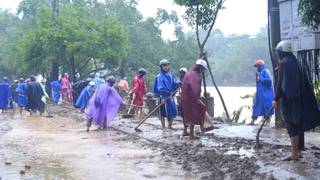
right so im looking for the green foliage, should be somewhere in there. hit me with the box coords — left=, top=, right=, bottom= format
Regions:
left=173, top=0, right=226, bottom=61
left=16, top=28, right=48, bottom=76
left=210, top=27, right=272, bottom=86
left=1, top=0, right=272, bottom=90
left=16, top=2, right=129, bottom=82
left=174, top=0, right=225, bottom=31
left=0, top=10, right=26, bottom=79
left=298, top=0, right=320, bottom=31
left=231, top=93, right=254, bottom=123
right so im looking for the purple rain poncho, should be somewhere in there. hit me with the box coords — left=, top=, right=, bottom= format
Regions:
left=86, top=82, right=123, bottom=127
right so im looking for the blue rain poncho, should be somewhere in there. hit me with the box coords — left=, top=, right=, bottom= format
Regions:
left=252, top=65, right=274, bottom=117
left=75, top=85, right=94, bottom=111
left=16, top=82, right=28, bottom=110
left=93, top=73, right=105, bottom=90
left=153, top=68, right=181, bottom=121
left=0, top=78, right=12, bottom=110
left=51, top=80, right=61, bottom=104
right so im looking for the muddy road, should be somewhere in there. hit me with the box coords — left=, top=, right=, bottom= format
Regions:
left=1, top=103, right=320, bottom=180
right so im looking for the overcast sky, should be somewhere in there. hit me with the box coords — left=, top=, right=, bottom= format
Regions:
left=0, top=0, right=268, bottom=39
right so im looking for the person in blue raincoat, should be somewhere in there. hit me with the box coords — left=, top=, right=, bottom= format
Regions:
left=247, top=60, right=274, bottom=125
left=153, top=59, right=181, bottom=130
left=16, top=78, right=29, bottom=116
left=75, top=81, right=95, bottom=113
left=93, top=72, right=105, bottom=91
left=51, top=80, right=62, bottom=104
left=0, top=77, right=13, bottom=112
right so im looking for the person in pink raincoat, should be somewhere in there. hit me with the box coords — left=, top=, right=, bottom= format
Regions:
left=131, top=68, right=147, bottom=115
left=60, top=73, right=73, bottom=106
left=180, top=59, right=214, bottom=140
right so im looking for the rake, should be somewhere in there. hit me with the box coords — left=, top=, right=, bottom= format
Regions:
left=134, top=87, right=180, bottom=132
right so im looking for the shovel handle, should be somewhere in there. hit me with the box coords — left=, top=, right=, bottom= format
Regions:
left=255, top=107, right=273, bottom=149
left=134, top=87, right=180, bottom=130
left=127, top=96, right=135, bottom=114
left=125, top=103, right=146, bottom=108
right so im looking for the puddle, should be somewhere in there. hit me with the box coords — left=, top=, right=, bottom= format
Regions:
left=0, top=114, right=197, bottom=180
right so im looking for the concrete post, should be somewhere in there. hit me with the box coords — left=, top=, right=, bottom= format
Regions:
left=144, top=93, right=158, bottom=117
left=269, top=0, right=285, bottom=128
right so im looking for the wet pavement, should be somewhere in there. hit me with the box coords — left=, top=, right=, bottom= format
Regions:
left=1, top=104, right=320, bottom=180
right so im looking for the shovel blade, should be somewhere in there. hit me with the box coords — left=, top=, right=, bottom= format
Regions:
left=134, top=128, right=143, bottom=133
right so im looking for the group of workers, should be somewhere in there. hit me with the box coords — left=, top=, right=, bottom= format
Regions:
left=1, top=40, right=320, bottom=161
left=248, top=40, right=320, bottom=161
left=0, top=76, right=49, bottom=117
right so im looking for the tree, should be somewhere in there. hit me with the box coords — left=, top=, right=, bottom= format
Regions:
left=298, top=0, right=320, bottom=31
left=0, top=9, right=26, bottom=80
left=16, top=3, right=129, bottom=82
left=173, top=0, right=226, bottom=55
left=105, top=1, right=198, bottom=88
left=174, top=0, right=229, bottom=118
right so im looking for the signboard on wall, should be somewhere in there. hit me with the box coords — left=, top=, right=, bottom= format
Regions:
left=278, top=0, right=320, bottom=51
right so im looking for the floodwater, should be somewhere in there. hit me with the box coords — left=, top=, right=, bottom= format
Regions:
left=0, top=112, right=195, bottom=180
left=204, top=86, right=255, bottom=118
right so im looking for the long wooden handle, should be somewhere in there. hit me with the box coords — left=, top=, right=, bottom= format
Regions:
left=134, top=87, right=180, bottom=130
left=127, top=96, right=135, bottom=114
left=125, top=103, right=146, bottom=108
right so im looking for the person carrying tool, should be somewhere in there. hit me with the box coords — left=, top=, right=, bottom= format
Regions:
left=26, top=75, right=45, bottom=117
left=272, top=40, right=320, bottom=161
left=86, top=76, right=125, bottom=132
left=40, top=78, right=50, bottom=104
left=75, top=81, right=95, bottom=113
left=72, top=78, right=92, bottom=108
left=247, top=60, right=274, bottom=125
left=131, top=68, right=147, bottom=115
left=153, top=59, right=181, bottom=130
left=180, top=59, right=214, bottom=139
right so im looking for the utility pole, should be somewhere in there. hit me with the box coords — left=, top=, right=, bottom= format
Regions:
left=268, top=0, right=285, bottom=128
left=50, top=0, right=60, bottom=81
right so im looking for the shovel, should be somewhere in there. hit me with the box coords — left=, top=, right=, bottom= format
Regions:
left=134, top=87, right=180, bottom=132
left=44, top=107, right=54, bottom=118
left=255, top=108, right=273, bottom=150
left=123, top=96, right=135, bottom=118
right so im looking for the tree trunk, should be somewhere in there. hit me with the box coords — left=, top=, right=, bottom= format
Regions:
left=70, top=56, right=77, bottom=83
left=200, top=53, right=230, bottom=119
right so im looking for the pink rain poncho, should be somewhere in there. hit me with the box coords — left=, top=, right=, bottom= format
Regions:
left=180, top=65, right=214, bottom=133
left=86, top=82, right=123, bottom=127
left=60, top=73, right=73, bottom=102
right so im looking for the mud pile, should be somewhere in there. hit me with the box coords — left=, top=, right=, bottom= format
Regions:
left=44, top=103, right=320, bottom=180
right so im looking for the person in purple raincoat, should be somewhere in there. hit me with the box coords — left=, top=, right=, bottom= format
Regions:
left=86, top=76, right=125, bottom=132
